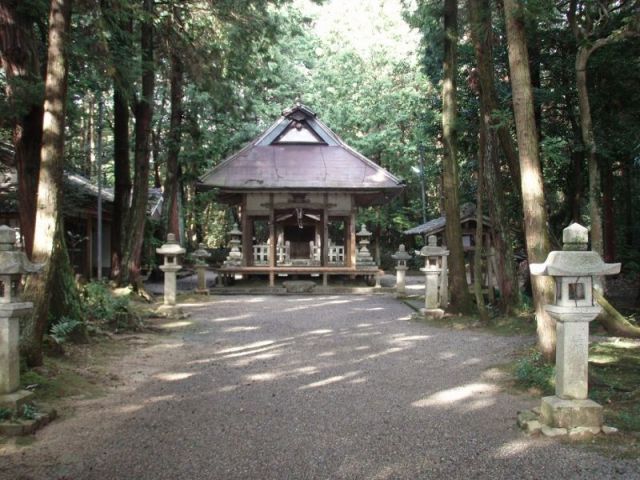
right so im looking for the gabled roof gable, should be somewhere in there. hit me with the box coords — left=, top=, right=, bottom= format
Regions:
left=199, top=104, right=404, bottom=202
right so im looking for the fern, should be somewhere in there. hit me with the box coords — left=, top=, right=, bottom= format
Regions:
left=50, top=317, right=82, bottom=344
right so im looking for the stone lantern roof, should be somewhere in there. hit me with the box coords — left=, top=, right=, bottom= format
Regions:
left=529, top=223, right=620, bottom=277
left=0, top=226, right=43, bottom=275
left=156, top=234, right=186, bottom=256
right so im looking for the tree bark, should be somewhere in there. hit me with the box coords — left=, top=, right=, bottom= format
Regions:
left=473, top=120, right=488, bottom=322
left=503, top=0, right=556, bottom=360
left=163, top=39, right=184, bottom=238
left=442, top=0, right=474, bottom=314
left=110, top=86, right=131, bottom=280
left=22, top=0, right=79, bottom=366
left=468, top=0, right=520, bottom=314
left=100, top=0, right=132, bottom=281
left=120, top=0, right=154, bottom=287
left=0, top=1, right=44, bottom=258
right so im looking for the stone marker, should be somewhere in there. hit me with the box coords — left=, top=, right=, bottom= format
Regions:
left=192, top=243, right=211, bottom=294
left=156, top=233, right=186, bottom=306
left=530, top=222, right=620, bottom=430
left=391, top=244, right=412, bottom=296
left=419, top=235, right=449, bottom=317
left=0, top=226, right=43, bottom=412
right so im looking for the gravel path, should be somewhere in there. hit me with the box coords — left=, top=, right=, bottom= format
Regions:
left=2, top=295, right=637, bottom=479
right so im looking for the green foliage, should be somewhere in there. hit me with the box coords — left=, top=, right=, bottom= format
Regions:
left=21, top=403, right=37, bottom=420
left=0, top=407, right=11, bottom=421
left=50, top=317, right=82, bottom=345
left=514, top=350, right=555, bottom=395
left=83, top=281, right=132, bottom=327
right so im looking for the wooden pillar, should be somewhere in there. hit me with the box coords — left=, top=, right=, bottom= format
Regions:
left=349, top=209, right=357, bottom=268
left=86, top=216, right=93, bottom=279
left=241, top=196, right=251, bottom=268
left=322, top=193, right=329, bottom=267
left=268, top=194, right=275, bottom=287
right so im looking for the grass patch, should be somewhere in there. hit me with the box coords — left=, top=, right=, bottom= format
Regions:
left=20, top=338, right=129, bottom=406
left=589, top=339, right=640, bottom=433
left=513, top=349, right=555, bottom=395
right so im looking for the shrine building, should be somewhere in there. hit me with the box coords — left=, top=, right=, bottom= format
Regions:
left=199, top=104, right=404, bottom=286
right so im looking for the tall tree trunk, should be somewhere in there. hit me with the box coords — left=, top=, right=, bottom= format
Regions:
left=568, top=6, right=640, bottom=258
left=442, top=0, right=474, bottom=314
left=473, top=120, right=488, bottom=322
left=503, top=0, right=556, bottom=360
left=22, top=0, right=80, bottom=366
left=163, top=43, right=184, bottom=237
left=602, top=163, right=615, bottom=262
left=469, top=0, right=519, bottom=314
left=100, top=0, right=132, bottom=281
left=0, top=1, right=44, bottom=258
left=575, top=47, right=604, bottom=257
left=120, top=0, right=153, bottom=287
left=110, top=86, right=131, bottom=280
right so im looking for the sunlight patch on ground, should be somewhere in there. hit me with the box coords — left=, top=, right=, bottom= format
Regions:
left=210, top=313, right=253, bottom=323
left=389, top=334, right=431, bottom=344
left=283, top=298, right=353, bottom=312
left=493, top=439, right=535, bottom=459
left=356, top=323, right=372, bottom=328
left=317, top=351, right=336, bottom=357
left=299, top=371, right=362, bottom=390
left=412, top=382, right=499, bottom=408
left=217, top=340, right=275, bottom=354
left=306, top=329, right=334, bottom=335
left=154, top=372, right=194, bottom=382
left=362, top=347, right=403, bottom=360
left=224, top=326, right=261, bottom=333
left=159, top=320, right=193, bottom=329
left=219, top=385, right=238, bottom=393
left=225, top=344, right=290, bottom=361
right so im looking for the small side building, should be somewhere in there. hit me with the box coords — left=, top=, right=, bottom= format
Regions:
left=404, top=203, right=498, bottom=293
left=199, top=104, right=405, bottom=286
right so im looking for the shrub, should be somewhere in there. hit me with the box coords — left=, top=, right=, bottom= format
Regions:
left=83, top=281, right=130, bottom=324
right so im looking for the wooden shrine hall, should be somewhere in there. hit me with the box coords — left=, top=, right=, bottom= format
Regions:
left=199, top=104, right=404, bottom=286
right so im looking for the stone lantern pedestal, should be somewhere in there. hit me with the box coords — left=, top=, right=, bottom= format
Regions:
left=192, top=243, right=211, bottom=294
left=0, top=226, right=42, bottom=412
left=419, top=235, right=449, bottom=318
left=530, top=223, right=620, bottom=432
left=156, top=233, right=186, bottom=307
left=391, top=244, right=411, bottom=296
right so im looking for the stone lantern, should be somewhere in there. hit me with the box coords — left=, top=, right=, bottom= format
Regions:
left=192, top=243, right=211, bottom=294
left=223, top=223, right=243, bottom=267
left=530, top=223, right=620, bottom=431
left=156, top=233, right=186, bottom=306
left=419, top=235, right=449, bottom=316
left=391, top=244, right=412, bottom=296
left=355, top=224, right=376, bottom=267
left=0, top=226, right=43, bottom=412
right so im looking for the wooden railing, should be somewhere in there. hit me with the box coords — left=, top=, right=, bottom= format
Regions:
left=329, top=245, right=345, bottom=265
left=253, top=244, right=269, bottom=265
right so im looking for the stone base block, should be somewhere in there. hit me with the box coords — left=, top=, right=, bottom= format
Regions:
left=0, top=390, right=33, bottom=412
left=421, top=308, right=445, bottom=319
left=541, top=396, right=603, bottom=429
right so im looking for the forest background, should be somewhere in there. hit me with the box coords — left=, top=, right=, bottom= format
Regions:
left=0, top=0, right=639, bottom=366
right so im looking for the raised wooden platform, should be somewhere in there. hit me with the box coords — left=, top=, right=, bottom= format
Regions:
left=217, top=265, right=381, bottom=287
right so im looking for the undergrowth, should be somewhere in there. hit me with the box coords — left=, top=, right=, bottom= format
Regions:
left=514, top=350, right=555, bottom=395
